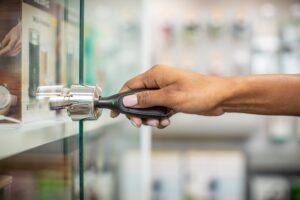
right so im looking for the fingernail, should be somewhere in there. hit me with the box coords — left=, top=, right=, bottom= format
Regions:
left=147, top=119, right=159, bottom=127
left=130, top=119, right=138, bottom=127
left=161, top=119, right=170, bottom=127
left=123, top=95, right=138, bottom=107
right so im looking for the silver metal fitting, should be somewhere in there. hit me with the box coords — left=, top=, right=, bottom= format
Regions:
left=36, top=85, right=102, bottom=121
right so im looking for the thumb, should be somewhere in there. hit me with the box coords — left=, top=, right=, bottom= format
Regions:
left=122, top=89, right=167, bottom=108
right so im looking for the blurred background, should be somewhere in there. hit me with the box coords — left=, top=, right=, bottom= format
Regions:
left=0, top=0, right=299, bottom=200
left=83, top=0, right=300, bottom=200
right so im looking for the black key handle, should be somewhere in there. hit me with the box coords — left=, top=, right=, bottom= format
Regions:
left=96, top=89, right=171, bottom=119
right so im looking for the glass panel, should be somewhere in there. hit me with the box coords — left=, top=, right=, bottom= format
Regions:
left=84, top=0, right=142, bottom=96
left=83, top=123, right=142, bottom=200
left=83, top=0, right=145, bottom=199
left=0, top=0, right=81, bottom=199
left=0, top=136, right=80, bottom=199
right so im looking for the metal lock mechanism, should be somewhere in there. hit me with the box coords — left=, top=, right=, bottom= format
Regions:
left=36, top=85, right=102, bottom=121
left=37, top=85, right=171, bottom=121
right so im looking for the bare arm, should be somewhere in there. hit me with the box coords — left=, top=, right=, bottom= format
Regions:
left=223, top=74, right=300, bottom=116
left=111, top=65, right=300, bottom=128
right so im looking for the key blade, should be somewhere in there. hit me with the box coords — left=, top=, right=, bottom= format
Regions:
left=49, top=96, right=72, bottom=110
left=36, top=85, right=69, bottom=99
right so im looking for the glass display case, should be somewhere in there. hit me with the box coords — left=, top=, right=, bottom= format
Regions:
left=0, top=0, right=81, bottom=199
left=83, top=0, right=148, bottom=199
left=0, top=0, right=149, bottom=200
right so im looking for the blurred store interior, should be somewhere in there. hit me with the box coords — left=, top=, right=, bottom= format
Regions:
left=85, top=0, right=300, bottom=199
left=0, top=0, right=300, bottom=200
left=147, top=1, right=300, bottom=200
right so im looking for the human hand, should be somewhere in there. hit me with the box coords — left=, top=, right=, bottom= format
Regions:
left=111, top=65, right=235, bottom=128
left=0, top=22, right=22, bottom=56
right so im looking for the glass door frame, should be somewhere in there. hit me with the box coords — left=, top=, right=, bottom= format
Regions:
left=79, top=0, right=85, bottom=199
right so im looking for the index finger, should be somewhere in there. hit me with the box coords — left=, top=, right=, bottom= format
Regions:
left=111, top=70, right=160, bottom=118
left=111, top=74, right=146, bottom=118
left=119, top=70, right=161, bottom=93
left=119, top=74, right=146, bottom=93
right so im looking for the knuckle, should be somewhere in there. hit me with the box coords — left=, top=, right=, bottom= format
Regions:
left=123, top=82, right=130, bottom=89
left=149, top=64, right=168, bottom=79
left=138, top=91, right=150, bottom=105
left=147, top=66, right=163, bottom=80
left=144, top=75, right=155, bottom=87
left=164, top=87, right=176, bottom=97
left=123, top=79, right=134, bottom=89
left=168, top=93, right=182, bottom=108
left=151, top=64, right=163, bottom=72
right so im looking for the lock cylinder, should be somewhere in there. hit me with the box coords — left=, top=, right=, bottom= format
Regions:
left=67, top=85, right=102, bottom=121
left=36, top=85, right=102, bottom=121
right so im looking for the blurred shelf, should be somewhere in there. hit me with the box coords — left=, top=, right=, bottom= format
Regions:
left=0, top=113, right=126, bottom=160
left=247, top=141, right=300, bottom=173
left=84, top=111, right=125, bottom=134
left=0, top=118, right=73, bottom=160
left=249, top=164, right=300, bottom=175
left=153, top=113, right=263, bottom=141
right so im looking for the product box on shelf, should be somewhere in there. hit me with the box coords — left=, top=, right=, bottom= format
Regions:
left=0, top=0, right=76, bottom=125
left=0, top=0, right=22, bottom=123
left=60, top=6, right=80, bottom=87
left=22, top=1, right=59, bottom=122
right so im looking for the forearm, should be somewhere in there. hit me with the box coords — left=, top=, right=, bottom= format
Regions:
left=222, top=75, right=300, bottom=116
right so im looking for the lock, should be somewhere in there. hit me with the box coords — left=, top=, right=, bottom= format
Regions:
left=37, top=85, right=171, bottom=121
left=36, top=85, right=102, bottom=121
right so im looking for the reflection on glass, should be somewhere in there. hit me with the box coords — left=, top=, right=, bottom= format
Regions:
left=0, top=22, right=22, bottom=57
left=40, top=46, right=48, bottom=85
left=83, top=0, right=144, bottom=199
left=0, top=0, right=22, bottom=122
left=83, top=123, right=141, bottom=200
left=66, top=36, right=74, bottom=87
left=0, top=0, right=81, bottom=199
left=0, top=136, right=80, bottom=200
left=0, top=86, right=16, bottom=117
left=84, top=0, right=142, bottom=95
left=28, top=29, right=40, bottom=98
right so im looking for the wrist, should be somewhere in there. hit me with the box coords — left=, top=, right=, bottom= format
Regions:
left=219, top=76, right=248, bottom=113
